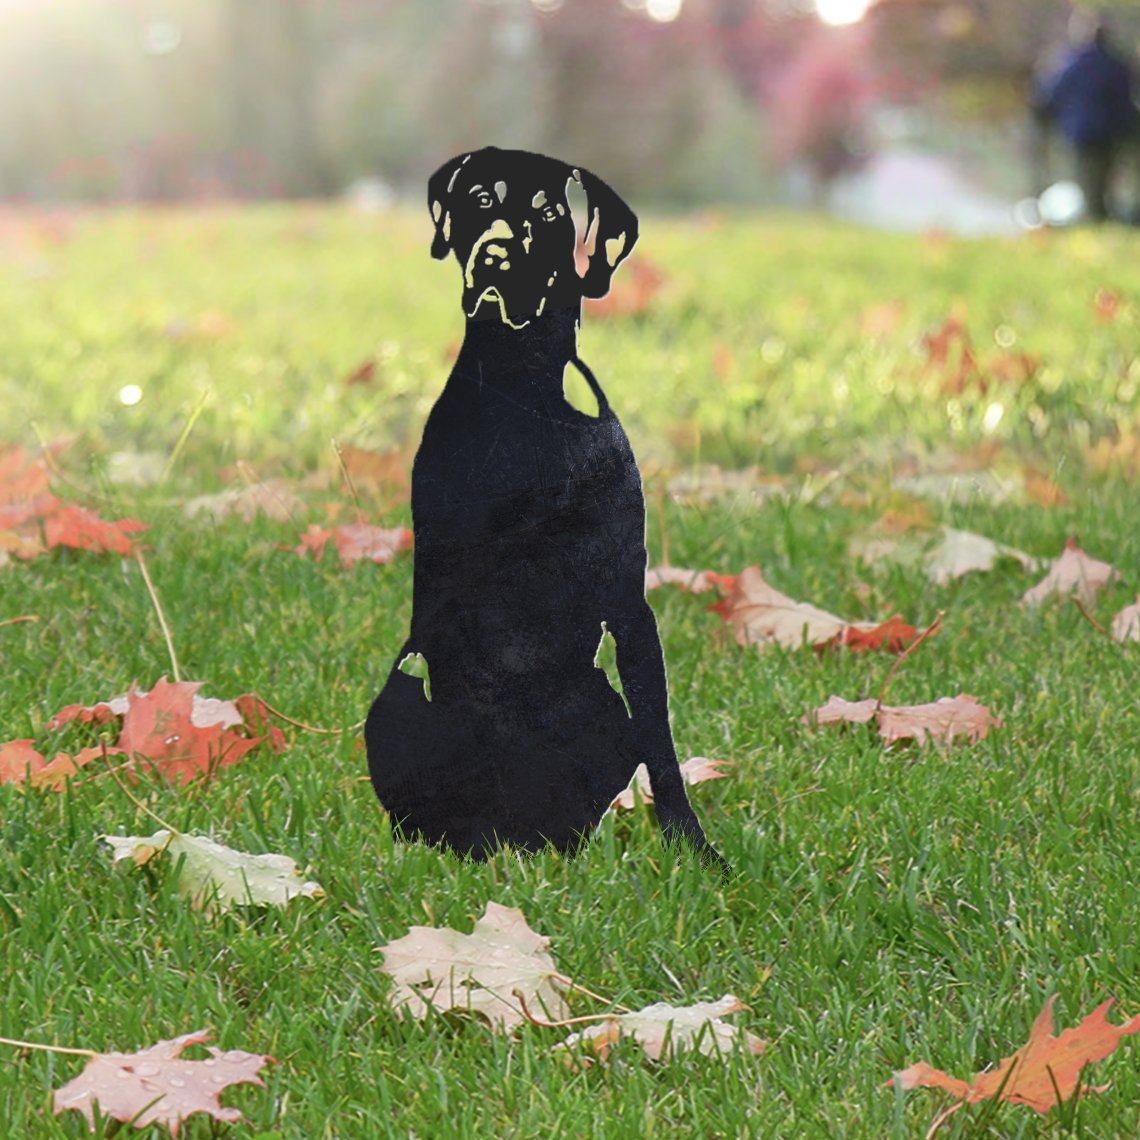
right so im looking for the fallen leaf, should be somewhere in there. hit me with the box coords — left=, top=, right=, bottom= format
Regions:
left=859, top=300, right=904, bottom=337
left=162, top=309, right=237, bottom=340
left=343, top=358, right=377, bottom=387
left=29, top=746, right=116, bottom=792
left=611, top=756, right=729, bottom=811
left=183, top=481, right=303, bottom=524
left=338, top=444, right=413, bottom=493
left=53, top=1029, right=271, bottom=1135
left=0, top=444, right=147, bottom=564
left=1094, top=288, right=1120, bottom=322
left=47, top=678, right=282, bottom=786
left=889, top=995, right=1140, bottom=1116
left=831, top=615, right=918, bottom=653
left=0, top=740, right=114, bottom=791
left=851, top=524, right=1041, bottom=585
left=102, top=828, right=324, bottom=912
left=580, top=253, right=665, bottom=319
left=555, top=994, right=766, bottom=1064
left=805, top=694, right=1001, bottom=745
left=1022, top=538, right=1120, bottom=607
left=1111, top=597, right=1140, bottom=643
left=713, top=566, right=917, bottom=653
left=644, top=566, right=735, bottom=595
left=0, top=739, right=46, bottom=784
left=296, top=523, right=412, bottom=567
left=379, top=901, right=572, bottom=1031
left=894, top=469, right=1022, bottom=505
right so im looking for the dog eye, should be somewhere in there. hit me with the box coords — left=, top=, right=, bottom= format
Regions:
left=539, top=205, right=559, bottom=222
left=474, top=191, right=495, bottom=209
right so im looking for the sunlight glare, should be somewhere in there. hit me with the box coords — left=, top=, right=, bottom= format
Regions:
left=646, top=0, right=683, bottom=23
left=816, top=0, right=871, bottom=27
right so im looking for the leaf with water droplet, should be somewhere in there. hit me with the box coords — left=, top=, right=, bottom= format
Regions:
left=53, top=1029, right=272, bottom=1135
left=102, top=829, right=324, bottom=913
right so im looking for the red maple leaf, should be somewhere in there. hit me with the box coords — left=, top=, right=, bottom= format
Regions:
left=296, top=522, right=412, bottom=566
left=117, top=679, right=263, bottom=785
left=44, top=503, right=148, bottom=555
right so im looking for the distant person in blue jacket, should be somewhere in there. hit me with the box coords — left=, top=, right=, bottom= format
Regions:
left=1033, top=11, right=1139, bottom=221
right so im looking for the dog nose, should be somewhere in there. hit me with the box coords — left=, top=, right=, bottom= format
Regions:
left=482, top=242, right=511, bottom=271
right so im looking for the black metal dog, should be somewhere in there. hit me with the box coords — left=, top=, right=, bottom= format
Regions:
left=366, top=146, right=727, bottom=873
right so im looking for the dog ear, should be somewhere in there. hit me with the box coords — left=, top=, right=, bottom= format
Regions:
left=570, top=166, right=639, bottom=300
left=427, top=152, right=473, bottom=260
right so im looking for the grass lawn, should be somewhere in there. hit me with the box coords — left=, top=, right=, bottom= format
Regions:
left=1, top=206, right=1138, bottom=1138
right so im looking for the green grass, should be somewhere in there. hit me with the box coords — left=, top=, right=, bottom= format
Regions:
left=1, top=206, right=1139, bottom=1138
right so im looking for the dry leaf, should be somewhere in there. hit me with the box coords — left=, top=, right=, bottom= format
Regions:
left=852, top=524, right=1041, bottom=585
left=0, top=739, right=46, bottom=784
left=1022, top=538, right=1120, bottom=607
left=556, top=994, right=766, bottom=1064
left=1111, top=597, right=1140, bottom=643
left=379, top=901, right=572, bottom=1031
left=337, top=444, right=413, bottom=492
left=183, top=481, right=303, bottom=524
left=102, top=829, right=324, bottom=912
left=53, top=1029, right=271, bottom=1135
left=296, top=523, right=412, bottom=567
left=713, top=566, right=916, bottom=653
left=0, top=443, right=146, bottom=564
left=889, top=995, right=1140, bottom=1116
left=611, top=756, right=729, bottom=811
left=47, top=678, right=282, bottom=786
left=806, top=694, right=1001, bottom=745
left=0, top=739, right=116, bottom=791
left=343, top=358, right=377, bottom=387
left=644, top=566, right=733, bottom=595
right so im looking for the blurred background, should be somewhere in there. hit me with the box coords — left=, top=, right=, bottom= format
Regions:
left=1, top=0, right=1138, bottom=233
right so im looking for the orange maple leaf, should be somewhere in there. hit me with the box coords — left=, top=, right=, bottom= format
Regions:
left=889, top=995, right=1140, bottom=1117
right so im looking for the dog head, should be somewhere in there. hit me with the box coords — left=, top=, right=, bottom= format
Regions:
left=427, top=147, right=638, bottom=328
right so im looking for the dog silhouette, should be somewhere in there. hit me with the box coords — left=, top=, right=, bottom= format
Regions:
left=366, top=147, right=728, bottom=873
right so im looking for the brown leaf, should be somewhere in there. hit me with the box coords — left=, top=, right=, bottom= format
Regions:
left=644, top=566, right=733, bottom=595
left=611, top=756, right=729, bottom=811
left=338, top=444, right=412, bottom=493
left=183, top=481, right=303, bottom=524
left=889, top=995, right=1140, bottom=1116
left=343, top=358, right=377, bottom=387
left=713, top=566, right=916, bottom=653
left=556, top=994, right=766, bottom=1064
left=806, top=694, right=1001, bottom=745
left=53, top=1028, right=271, bottom=1135
left=1022, top=538, right=1120, bottom=607
left=1111, top=597, right=1140, bottom=643
left=296, top=523, right=412, bottom=567
left=1094, top=288, right=1120, bottom=322
left=379, top=901, right=572, bottom=1031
